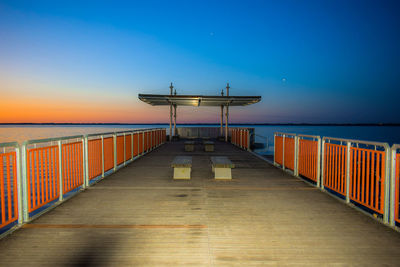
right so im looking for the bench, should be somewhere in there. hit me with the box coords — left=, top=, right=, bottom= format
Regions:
left=184, top=141, right=195, bottom=152
left=203, top=141, right=214, bottom=152
left=210, top=156, right=235, bottom=180
left=171, top=156, right=192, bottom=179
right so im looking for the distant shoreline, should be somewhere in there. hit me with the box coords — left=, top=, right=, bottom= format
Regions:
left=1, top=123, right=400, bottom=126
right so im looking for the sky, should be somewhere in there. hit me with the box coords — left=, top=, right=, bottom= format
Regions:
left=0, top=0, right=399, bottom=124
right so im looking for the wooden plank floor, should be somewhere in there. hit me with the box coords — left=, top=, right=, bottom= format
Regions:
left=1, top=140, right=400, bottom=266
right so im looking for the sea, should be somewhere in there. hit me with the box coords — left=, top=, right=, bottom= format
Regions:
left=1, top=124, right=400, bottom=155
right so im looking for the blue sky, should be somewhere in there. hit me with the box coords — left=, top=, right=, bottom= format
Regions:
left=0, top=0, right=399, bottom=123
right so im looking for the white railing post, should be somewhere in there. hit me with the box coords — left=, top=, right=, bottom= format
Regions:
left=345, top=141, right=351, bottom=203
left=101, top=135, right=104, bottom=178
left=58, top=140, right=63, bottom=202
left=131, top=132, right=134, bottom=160
left=384, top=145, right=391, bottom=224
left=123, top=133, right=126, bottom=166
left=321, top=138, right=326, bottom=190
left=390, top=146, right=397, bottom=226
left=317, top=137, right=321, bottom=188
left=113, top=133, right=117, bottom=171
left=19, top=144, right=29, bottom=223
left=137, top=132, right=140, bottom=157
left=83, top=136, right=89, bottom=188
left=16, top=145, right=23, bottom=224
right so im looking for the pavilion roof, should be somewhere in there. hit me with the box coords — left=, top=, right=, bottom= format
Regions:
left=138, top=94, right=261, bottom=107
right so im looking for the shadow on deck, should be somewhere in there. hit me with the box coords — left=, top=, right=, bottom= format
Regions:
left=1, top=140, right=400, bottom=266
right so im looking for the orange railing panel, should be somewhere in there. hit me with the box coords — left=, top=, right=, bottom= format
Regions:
left=125, top=134, right=132, bottom=161
left=152, top=131, right=156, bottom=149
left=27, top=146, right=59, bottom=213
left=147, top=132, right=150, bottom=151
left=239, top=130, right=242, bottom=147
left=0, top=152, right=18, bottom=228
left=244, top=130, right=249, bottom=150
left=88, top=139, right=102, bottom=180
left=133, top=133, right=139, bottom=157
left=146, top=132, right=150, bottom=151
left=116, top=136, right=124, bottom=166
left=284, top=137, right=295, bottom=170
left=395, top=153, right=400, bottom=223
left=147, top=132, right=151, bottom=150
left=349, top=147, right=385, bottom=214
left=298, top=139, right=318, bottom=182
left=275, top=136, right=284, bottom=165
left=324, top=143, right=347, bottom=196
left=103, top=137, right=114, bottom=172
left=62, top=142, right=83, bottom=194
left=139, top=133, right=144, bottom=154
left=143, top=132, right=147, bottom=152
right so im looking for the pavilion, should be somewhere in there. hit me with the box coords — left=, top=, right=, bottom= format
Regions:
left=138, top=83, right=261, bottom=141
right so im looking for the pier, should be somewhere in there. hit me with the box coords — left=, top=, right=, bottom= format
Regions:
left=1, top=138, right=400, bottom=266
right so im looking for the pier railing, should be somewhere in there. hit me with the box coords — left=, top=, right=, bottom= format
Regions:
left=274, top=132, right=396, bottom=226
left=231, top=128, right=251, bottom=151
left=0, top=128, right=166, bottom=237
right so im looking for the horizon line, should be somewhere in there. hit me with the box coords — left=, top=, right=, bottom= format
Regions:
left=1, top=122, right=400, bottom=126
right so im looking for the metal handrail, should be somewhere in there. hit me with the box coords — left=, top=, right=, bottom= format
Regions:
left=0, top=142, right=19, bottom=148
left=274, top=132, right=296, bottom=137
left=23, top=135, right=84, bottom=145
left=323, top=136, right=389, bottom=149
left=298, top=134, right=320, bottom=140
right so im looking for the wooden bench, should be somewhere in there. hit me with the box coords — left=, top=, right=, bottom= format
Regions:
left=171, top=156, right=192, bottom=179
left=210, top=156, right=235, bottom=180
left=184, top=141, right=195, bottom=152
left=203, top=141, right=214, bottom=152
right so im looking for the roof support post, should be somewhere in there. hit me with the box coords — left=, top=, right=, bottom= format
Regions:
left=169, top=105, right=172, bottom=141
left=224, top=83, right=230, bottom=142
left=174, top=104, right=177, bottom=137
left=225, top=105, right=229, bottom=141
left=169, top=83, right=173, bottom=141
left=220, top=105, right=224, bottom=136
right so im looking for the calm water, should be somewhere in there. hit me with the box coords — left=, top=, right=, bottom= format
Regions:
left=1, top=124, right=400, bottom=154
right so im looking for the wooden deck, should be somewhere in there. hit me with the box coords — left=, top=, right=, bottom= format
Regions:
left=1, top=140, right=400, bottom=266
